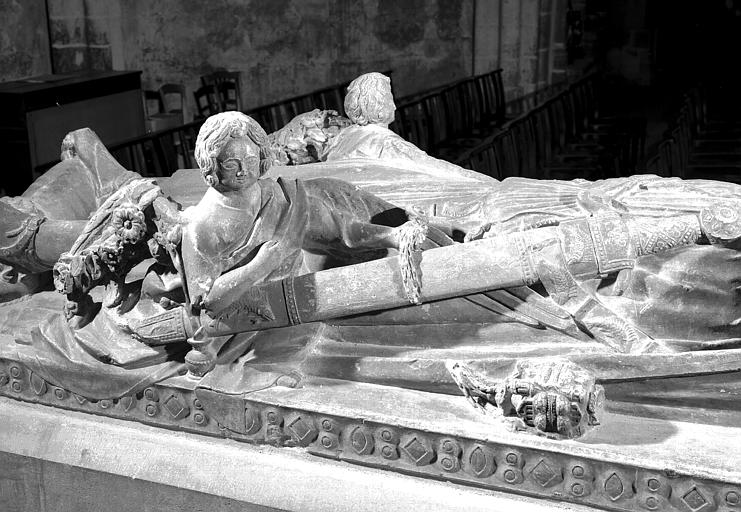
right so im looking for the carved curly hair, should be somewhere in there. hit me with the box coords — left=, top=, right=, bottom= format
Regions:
left=343, top=72, right=396, bottom=126
left=194, top=111, right=272, bottom=187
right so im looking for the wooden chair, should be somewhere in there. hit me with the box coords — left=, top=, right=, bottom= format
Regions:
left=313, top=86, right=344, bottom=112
left=193, top=85, right=218, bottom=119
left=508, top=115, right=539, bottom=178
left=459, top=133, right=504, bottom=179
left=492, top=69, right=507, bottom=124
left=531, top=104, right=554, bottom=172
left=657, top=139, right=674, bottom=176
left=144, top=89, right=179, bottom=133
left=668, top=107, right=741, bottom=183
left=473, top=69, right=509, bottom=133
left=474, top=73, right=497, bottom=131
left=441, top=86, right=465, bottom=140
left=158, top=83, right=185, bottom=120
left=110, top=137, right=165, bottom=177
left=497, top=128, right=521, bottom=178
left=540, top=93, right=614, bottom=179
left=396, top=99, right=431, bottom=152
left=109, top=119, right=205, bottom=176
left=434, top=83, right=485, bottom=162
left=143, top=90, right=163, bottom=117
left=156, top=120, right=203, bottom=171
left=458, top=78, right=485, bottom=137
left=271, top=102, right=296, bottom=130
left=246, top=107, right=274, bottom=133
left=682, top=92, right=741, bottom=153
left=420, top=93, right=448, bottom=156
left=201, top=70, right=242, bottom=111
left=287, top=94, right=315, bottom=118
left=246, top=102, right=293, bottom=133
left=692, top=85, right=741, bottom=136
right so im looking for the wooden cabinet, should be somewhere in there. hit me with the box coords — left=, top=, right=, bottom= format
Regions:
left=0, top=70, right=145, bottom=195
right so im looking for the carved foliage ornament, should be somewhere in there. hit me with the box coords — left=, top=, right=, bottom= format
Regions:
left=51, top=179, right=185, bottom=322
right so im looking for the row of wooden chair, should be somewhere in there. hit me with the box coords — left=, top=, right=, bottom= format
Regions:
left=140, top=68, right=505, bottom=175
left=144, top=84, right=185, bottom=118
left=646, top=88, right=741, bottom=184
left=194, top=70, right=244, bottom=117
left=456, top=73, right=647, bottom=180
left=143, top=83, right=187, bottom=133
left=51, top=70, right=645, bottom=182
left=108, top=120, right=204, bottom=177
left=390, top=69, right=509, bottom=161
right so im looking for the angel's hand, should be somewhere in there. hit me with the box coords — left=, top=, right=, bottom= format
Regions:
left=202, top=240, right=282, bottom=315
left=252, top=240, right=281, bottom=264
left=393, top=219, right=428, bottom=251
left=464, top=222, right=494, bottom=242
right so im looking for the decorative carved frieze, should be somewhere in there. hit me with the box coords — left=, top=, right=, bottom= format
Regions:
left=0, top=357, right=738, bottom=512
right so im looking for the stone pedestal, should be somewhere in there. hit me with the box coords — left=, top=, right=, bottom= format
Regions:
left=3, top=368, right=741, bottom=512
left=0, top=397, right=595, bottom=512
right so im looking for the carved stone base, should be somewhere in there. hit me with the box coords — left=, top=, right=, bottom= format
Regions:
left=0, top=398, right=597, bottom=512
left=1, top=358, right=740, bottom=512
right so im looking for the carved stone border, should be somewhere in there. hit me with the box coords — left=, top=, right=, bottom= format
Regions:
left=1, top=359, right=739, bottom=512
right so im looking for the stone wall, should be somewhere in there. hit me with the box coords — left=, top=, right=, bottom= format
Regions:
left=473, top=0, right=572, bottom=100
left=0, top=0, right=51, bottom=81
left=119, top=0, right=474, bottom=111
left=46, top=0, right=124, bottom=73
left=3, top=0, right=585, bottom=120
left=41, top=0, right=474, bottom=117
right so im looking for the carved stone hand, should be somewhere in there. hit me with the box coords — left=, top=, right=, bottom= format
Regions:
left=202, top=240, right=281, bottom=315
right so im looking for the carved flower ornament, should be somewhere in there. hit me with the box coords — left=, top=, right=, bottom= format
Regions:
left=52, top=253, right=101, bottom=295
left=99, top=241, right=123, bottom=267
left=52, top=260, right=72, bottom=294
left=700, top=201, right=741, bottom=242
left=112, top=206, right=147, bottom=245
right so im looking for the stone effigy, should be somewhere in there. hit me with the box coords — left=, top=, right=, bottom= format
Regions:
left=1, top=72, right=741, bottom=511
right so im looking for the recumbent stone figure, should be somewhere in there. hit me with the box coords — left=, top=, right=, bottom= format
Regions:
left=0, top=73, right=739, bottom=440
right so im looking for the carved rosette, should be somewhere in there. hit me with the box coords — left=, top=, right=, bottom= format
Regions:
left=700, top=201, right=741, bottom=243
left=317, top=417, right=341, bottom=451
left=112, top=206, right=146, bottom=244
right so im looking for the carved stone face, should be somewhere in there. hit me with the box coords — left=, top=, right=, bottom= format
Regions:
left=216, top=137, right=260, bottom=191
